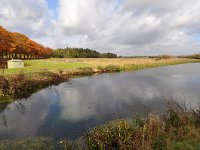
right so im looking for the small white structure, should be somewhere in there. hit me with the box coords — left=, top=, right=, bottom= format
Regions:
left=7, top=59, right=24, bottom=69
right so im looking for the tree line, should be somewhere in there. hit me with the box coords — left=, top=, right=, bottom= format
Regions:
left=0, top=26, right=53, bottom=59
left=52, top=48, right=118, bottom=58
left=0, top=26, right=117, bottom=60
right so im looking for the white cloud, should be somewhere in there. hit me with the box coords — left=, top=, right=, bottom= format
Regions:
left=0, top=0, right=53, bottom=38
left=0, top=0, right=200, bottom=55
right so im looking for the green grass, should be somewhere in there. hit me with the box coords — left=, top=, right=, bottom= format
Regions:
left=3, top=60, right=90, bottom=74
left=2, top=58, right=200, bottom=75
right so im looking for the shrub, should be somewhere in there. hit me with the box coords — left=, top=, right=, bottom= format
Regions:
left=0, top=76, right=9, bottom=97
left=86, top=98, right=200, bottom=150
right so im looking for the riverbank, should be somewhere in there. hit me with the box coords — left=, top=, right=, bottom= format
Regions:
left=0, top=72, right=69, bottom=103
left=0, top=58, right=200, bottom=103
left=85, top=97, right=200, bottom=150
left=0, top=98, right=200, bottom=150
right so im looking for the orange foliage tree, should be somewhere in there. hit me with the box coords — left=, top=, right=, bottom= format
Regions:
left=0, top=26, right=15, bottom=59
left=0, top=26, right=53, bottom=59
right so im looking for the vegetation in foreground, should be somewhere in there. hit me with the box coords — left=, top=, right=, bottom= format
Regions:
left=0, top=58, right=200, bottom=103
left=0, top=98, right=200, bottom=150
left=86, top=97, right=200, bottom=150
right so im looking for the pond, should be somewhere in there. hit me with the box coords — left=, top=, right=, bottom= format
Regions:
left=0, top=63, right=200, bottom=140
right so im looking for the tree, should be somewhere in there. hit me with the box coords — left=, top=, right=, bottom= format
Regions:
left=52, top=47, right=118, bottom=58
left=0, top=26, right=15, bottom=59
left=12, top=32, right=31, bottom=59
left=0, top=26, right=54, bottom=59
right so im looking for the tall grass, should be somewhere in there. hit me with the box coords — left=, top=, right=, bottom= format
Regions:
left=85, top=98, right=200, bottom=150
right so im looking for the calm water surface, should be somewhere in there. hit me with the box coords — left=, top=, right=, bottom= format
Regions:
left=0, top=63, right=200, bottom=140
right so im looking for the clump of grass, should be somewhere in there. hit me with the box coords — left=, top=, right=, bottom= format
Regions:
left=71, top=67, right=94, bottom=75
left=122, top=64, right=146, bottom=71
left=85, top=98, right=200, bottom=150
left=58, top=69, right=64, bottom=76
left=104, top=65, right=121, bottom=72
left=97, top=65, right=121, bottom=73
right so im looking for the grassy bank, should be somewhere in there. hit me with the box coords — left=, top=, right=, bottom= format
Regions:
left=0, top=71, right=69, bottom=103
left=85, top=98, right=200, bottom=150
left=0, top=58, right=200, bottom=103
left=0, top=98, right=200, bottom=150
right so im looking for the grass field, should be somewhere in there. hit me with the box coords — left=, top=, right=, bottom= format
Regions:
left=2, top=58, right=200, bottom=75
left=2, top=60, right=89, bottom=74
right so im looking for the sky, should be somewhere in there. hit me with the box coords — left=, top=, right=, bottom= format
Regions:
left=0, top=0, right=200, bottom=56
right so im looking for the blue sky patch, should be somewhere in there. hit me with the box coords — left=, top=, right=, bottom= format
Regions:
left=47, top=0, right=58, bottom=11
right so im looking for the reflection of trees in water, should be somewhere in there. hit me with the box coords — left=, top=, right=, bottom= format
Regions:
left=2, top=114, right=7, bottom=127
left=48, top=80, right=73, bottom=97
left=0, top=103, right=9, bottom=113
left=0, top=103, right=8, bottom=127
left=0, top=100, right=28, bottom=127
left=49, top=87, right=59, bottom=96
left=15, top=100, right=26, bottom=114
left=0, top=86, right=60, bottom=128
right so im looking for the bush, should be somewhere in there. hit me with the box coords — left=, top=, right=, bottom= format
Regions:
left=0, top=76, right=9, bottom=97
left=85, top=98, right=200, bottom=150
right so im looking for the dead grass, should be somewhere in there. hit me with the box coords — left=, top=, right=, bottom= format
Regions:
left=48, top=58, right=200, bottom=68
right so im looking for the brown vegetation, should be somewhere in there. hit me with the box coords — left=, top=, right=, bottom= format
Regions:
left=0, top=71, right=69, bottom=103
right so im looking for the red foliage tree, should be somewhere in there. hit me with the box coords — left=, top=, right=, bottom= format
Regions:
left=0, top=26, right=15, bottom=59
left=0, top=26, right=54, bottom=59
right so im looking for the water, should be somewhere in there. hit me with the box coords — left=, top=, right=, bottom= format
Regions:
left=0, top=63, right=200, bottom=140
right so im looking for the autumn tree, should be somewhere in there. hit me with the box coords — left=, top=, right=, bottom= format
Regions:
left=0, top=26, right=15, bottom=59
left=0, top=26, right=54, bottom=59
left=12, top=32, right=32, bottom=59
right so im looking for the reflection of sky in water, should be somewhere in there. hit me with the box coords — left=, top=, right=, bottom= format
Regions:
left=0, top=63, right=200, bottom=139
